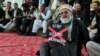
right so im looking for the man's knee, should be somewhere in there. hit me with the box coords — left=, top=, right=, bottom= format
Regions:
left=86, top=41, right=95, bottom=49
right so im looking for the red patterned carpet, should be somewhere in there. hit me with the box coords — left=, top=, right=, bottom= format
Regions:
left=0, top=32, right=88, bottom=56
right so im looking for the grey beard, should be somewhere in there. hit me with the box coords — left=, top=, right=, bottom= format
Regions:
left=60, top=16, right=73, bottom=23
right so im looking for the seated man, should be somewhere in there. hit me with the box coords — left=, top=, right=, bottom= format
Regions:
left=0, top=2, right=14, bottom=32
left=32, top=4, right=51, bottom=36
left=4, top=2, right=13, bottom=25
left=39, top=4, right=90, bottom=56
left=86, top=1, right=100, bottom=56
left=87, top=1, right=100, bottom=39
left=21, top=3, right=36, bottom=35
left=0, top=3, right=22, bottom=32
left=12, top=3, right=23, bottom=34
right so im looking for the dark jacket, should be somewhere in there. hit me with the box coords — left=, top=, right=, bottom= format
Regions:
left=73, top=10, right=86, bottom=25
left=0, top=7, right=5, bottom=24
left=5, top=9, right=13, bottom=19
left=91, top=9, right=100, bottom=44
left=0, top=7, right=5, bottom=19
left=89, top=9, right=100, bottom=28
left=12, top=8, right=23, bottom=19
left=77, top=0, right=92, bottom=27
left=47, top=18, right=90, bottom=56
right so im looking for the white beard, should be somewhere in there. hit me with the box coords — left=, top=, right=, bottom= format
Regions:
left=60, top=16, right=73, bottom=23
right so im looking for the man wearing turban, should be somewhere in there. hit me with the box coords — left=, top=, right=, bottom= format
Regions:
left=39, top=4, right=90, bottom=56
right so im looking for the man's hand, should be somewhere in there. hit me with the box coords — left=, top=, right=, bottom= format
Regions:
left=89, top=25, right=95, bottom=29
left=39, top=8, right=45, bottom=13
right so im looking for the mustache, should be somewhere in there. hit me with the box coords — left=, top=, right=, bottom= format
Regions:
left=61, top=16, right=70, bottom=19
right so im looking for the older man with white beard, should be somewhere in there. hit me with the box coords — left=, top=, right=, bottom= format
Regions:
left=38, top=4, right=90, bottom=56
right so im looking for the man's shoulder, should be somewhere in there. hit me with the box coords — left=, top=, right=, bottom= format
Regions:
left=73, top=18, right=85, bottom=26
left=73, top=18, right=82, bottom=23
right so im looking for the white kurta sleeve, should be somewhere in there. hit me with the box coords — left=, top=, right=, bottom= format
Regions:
left=34, top=11, right=40, bottom=20
left=41, top=10, right=51, bottom=20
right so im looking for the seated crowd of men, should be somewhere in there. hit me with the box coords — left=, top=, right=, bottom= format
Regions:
left=0, top=0, right=98, bottom=35
left=0, top=0, right=100, bottom=56
left=0, top=1, right=51, bottom=35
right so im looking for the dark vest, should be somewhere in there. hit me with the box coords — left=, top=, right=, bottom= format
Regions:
left=47, top=20, right=69, bottom=43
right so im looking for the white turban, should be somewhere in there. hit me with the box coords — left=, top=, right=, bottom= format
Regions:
left=52, top=4, right=73, bottom=20
left=59, top=4, right=73, bottom=13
